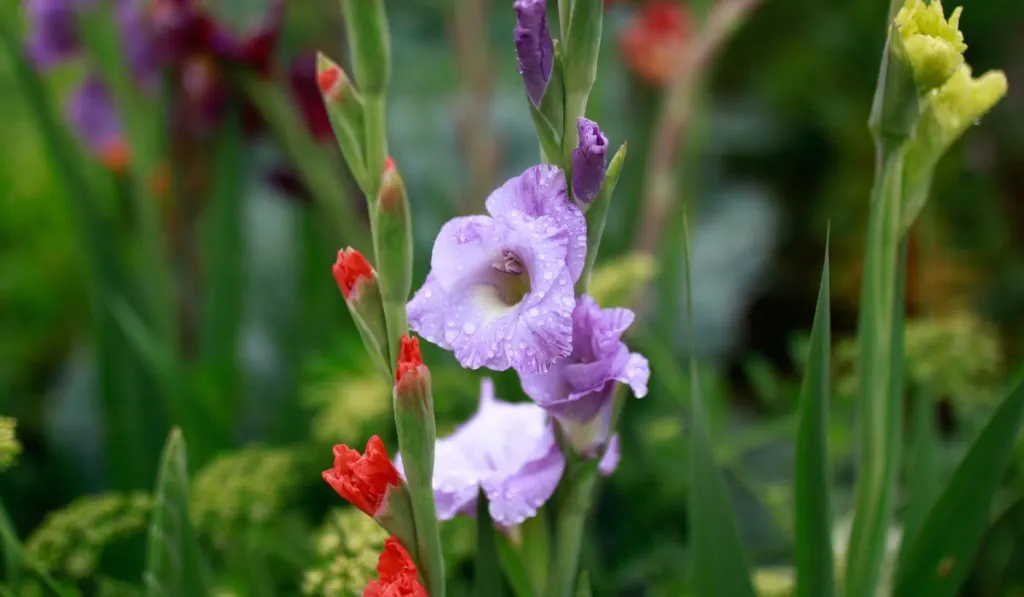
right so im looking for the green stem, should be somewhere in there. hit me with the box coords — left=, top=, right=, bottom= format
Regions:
left=562, top=91, right=588, bottom=165
left=844, top=148, right=908, bottom=597
left=547, top=462, right=598, bottom=597
left=558, top=0, right=571, bottom=42
left=364, top=94, right=389, bottom=200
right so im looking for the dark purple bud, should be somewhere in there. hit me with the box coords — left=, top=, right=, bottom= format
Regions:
left=571, top=117, right=608, bottom=204
left=24, top=0, right=83, bottom=69
left=514, top=0, right=554, bottom=107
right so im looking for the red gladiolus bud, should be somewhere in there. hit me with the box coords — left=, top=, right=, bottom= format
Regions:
left=619, top=2, right=692, bottom=86
left=322, top=435, right=400, bottom=517
left=395, top=335, right=423, bottom=385
left=362, top=537, right=427, bottom=597
left=333, top=248, right=375, bottom=300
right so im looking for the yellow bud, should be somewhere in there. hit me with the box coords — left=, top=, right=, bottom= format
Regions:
left=894, top=0, right=967, bottom=91
left=925, top=65, right=1008, bottom=147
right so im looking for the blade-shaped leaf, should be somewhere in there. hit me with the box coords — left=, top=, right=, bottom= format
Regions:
left=144, top=429, right=209, bottom=597
left=476, top=491, right=504, bottom=597
left=794, top=237, right=835, bottom=597
left=891, top=379, right=1024, bottom=597
left=574, top=571, right=593, bottom=597
left=897, top=387, right=939, bottom=567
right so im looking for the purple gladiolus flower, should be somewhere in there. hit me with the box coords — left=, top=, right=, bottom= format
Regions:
left=571, top=118, right=608, bottom=204
left=407, top=165, right=587, bottom=374
left=514, top=0, right=554, bottom=107
left=396, top=379, right=565, bottom=526
left=25, top=0, right=82, bottom=69
left=66, top=75, right=124, bottom=158
left=520, top=295, right=649, bottom=454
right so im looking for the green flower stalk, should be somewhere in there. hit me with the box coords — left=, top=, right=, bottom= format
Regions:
left=561, top=0, right=603, bottom=160
left=0, top=417, right=20, bottom=471
left=317, top=55, right=369, bottom=193
left=373, top=160, right=414, bottom=370
left=846, top=2, right=1006, bottom=596
left=340, top=0, right=391, bottom=97
left=393, top=336, right=445, bottom=597
left=332, top=248, right=393, bottom=381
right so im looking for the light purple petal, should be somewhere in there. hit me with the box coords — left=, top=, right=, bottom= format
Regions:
left=485, top=165, right=587, bottom=281
left=623, top=353, right=650, bottom=398
left=25, top=0, right=82, bottom=69
left=598, top=435, right=621, bottom=476
left=415, top=379, right=565, bottom=526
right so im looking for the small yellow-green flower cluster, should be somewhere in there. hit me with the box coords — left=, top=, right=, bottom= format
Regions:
left=301, top=507, right=389, bottom=597
left=25, top=492, right=152, bottom=580
left=904, top=311, right=1002, bottom=409
left=895, top=0, right=1007, bottom=148
left=753, top=567, right=795, bottom=597
left=305, top=374, right=390, bottom=446
left=836, top=312, right=1002, bottom=410
left=0, top=417, right=20, bottom=471
left=190, top=446, right=304, bottom=545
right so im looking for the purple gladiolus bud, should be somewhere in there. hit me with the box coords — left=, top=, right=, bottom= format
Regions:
left=407, top=165, right=587, bottom=374
left=520, top=295, right=649, bottom=455
left=514, top=0, right=554, bottom=107
left=571, top=117, right=608, bottom=204
left=396, top=379, right=565, bottom=527
left=25, top=0, right=82, bottom=69
left=66, top=76, right=128, bottom=169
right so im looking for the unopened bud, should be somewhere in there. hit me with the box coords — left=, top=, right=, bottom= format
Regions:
left=332, top=248, right=391, bottom=381
left=894, top=0, right=966, bottom=92
left=571, top=117, right=608, bottom=204
left=372, top=159, right=414, bottom=367
left=316, top=53, right=368, bottom=186
left=514, top=0, right=554, bottom=107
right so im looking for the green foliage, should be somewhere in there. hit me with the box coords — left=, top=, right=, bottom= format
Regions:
left=190, top=446, right=307, bottom=547
left=303, top=371, right=391, bottom=446
left=25, top=492, right=151, bottom=581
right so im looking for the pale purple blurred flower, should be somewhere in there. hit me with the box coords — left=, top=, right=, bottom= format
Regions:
left=571, top=118, right=608, bottom=204
left=520, top=295, right=649, bottom=454
left=66, top=75, right=124, bottom=156
left=25, top=0, right=82, bottom=69
left=396, top=379, right=564, bottom=527
left=514, top=0, right=554, bottom=107
left=407, top=165, right=587, bottom=374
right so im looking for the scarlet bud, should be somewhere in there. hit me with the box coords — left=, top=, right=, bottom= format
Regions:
left=363, top=537, right=428, bottom=597
left=322, top=435, right=400, bottom=517
left=333, top=248, right=375, bottom=300
left=395, top=335, right=424, bottom=385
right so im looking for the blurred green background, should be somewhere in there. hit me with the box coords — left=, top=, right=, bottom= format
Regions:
left=2, top=0, right=1024, bottom=595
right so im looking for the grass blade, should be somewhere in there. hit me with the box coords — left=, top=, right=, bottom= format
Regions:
left=898, top=387, right=939, bottom=567
left=144, top=429, right=209, bottom=597
left=891, top=379, right=1024, bottom=597
left=793, top=236, right=835, bottom=597
left=476, top=491, right=504, bottom=597
left=679, top=198, right=755, bottom=597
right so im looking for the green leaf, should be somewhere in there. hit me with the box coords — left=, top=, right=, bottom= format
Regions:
left=574, top=571, right=593, bottom=597
left=898, top=387, right=939, bottom=567
left=496, top=532, right=537, bottom=597
left=793, top=236, right=835, bottom=597
left=891, top=379, right=1024, bottom=597
left=528, top=100, right=563, bottom=167
left=578, top=143, right=628, bottom=295
left=144, top=429, right=209, bottom=597
left=476, top=491, right=504, bottom=597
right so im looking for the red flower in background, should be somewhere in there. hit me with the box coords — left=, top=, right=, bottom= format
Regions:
left=620, top=2, right=692, bottom=85
left=363, top=537, right=427, bottom=597
left=322, top=436, right=400, bottom=517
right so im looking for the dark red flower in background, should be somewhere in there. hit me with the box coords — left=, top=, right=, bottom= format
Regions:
left=620, top=2, right=693, bottom=86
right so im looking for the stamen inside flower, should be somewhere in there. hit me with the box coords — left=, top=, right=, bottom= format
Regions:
left=471, top=249, right=533, bottom=320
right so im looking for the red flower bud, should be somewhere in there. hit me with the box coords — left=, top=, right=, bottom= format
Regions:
left=620, top=2, right=692, bottom=86
left=322, top=435, right=400, bottom=517
left=395, top=335, right=424, bottom=385
left=333, top=248, right=375, bottom=300
left=363, top=537, right=428, bottom=597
